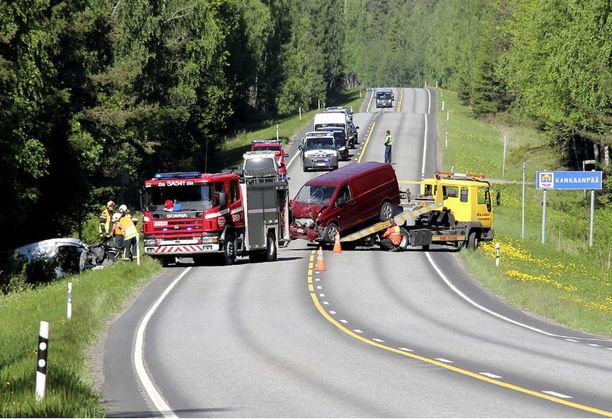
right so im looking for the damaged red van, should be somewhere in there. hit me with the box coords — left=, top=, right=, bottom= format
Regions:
left=289, top=162, right=400, bottom=243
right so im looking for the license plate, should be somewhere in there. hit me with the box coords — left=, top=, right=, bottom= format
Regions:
left=316, top=162, right=327, bottom=166
left=160, top=239, right=198, bottom=245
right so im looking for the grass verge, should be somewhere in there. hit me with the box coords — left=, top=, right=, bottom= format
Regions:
left=436, top=89, right=611, bottom=336
left=0, top=257, right=161, bottom=417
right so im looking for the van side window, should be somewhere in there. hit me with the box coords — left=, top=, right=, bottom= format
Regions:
left=460, top=187, right=468, bottom=202
left=446, top=187, right=458, bottom=198
left=336, top=185, right=351, bottom=206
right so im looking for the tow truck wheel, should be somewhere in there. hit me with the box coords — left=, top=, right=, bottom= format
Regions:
left=379, top=201, right=393, bottom=221
left=399, top=227, right=409, bottom=250
left=467, top=231, right=479, bottom=250
left=266, top=233, right=277, bottom=262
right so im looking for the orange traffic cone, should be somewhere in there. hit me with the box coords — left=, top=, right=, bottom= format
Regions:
left=333, top=232, right=342, bottom=253
left=314, top=246, right=327, bottom=271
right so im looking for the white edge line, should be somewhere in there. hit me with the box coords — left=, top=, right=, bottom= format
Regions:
left=134, top=267, right=192, bottom=418
left=424, top=252, right=585, bottom=340
left=426, top=88, right=431, bottom=114
left=366, top=88, right=373, bottom=113
left=286, top=146, right=302, bottom=169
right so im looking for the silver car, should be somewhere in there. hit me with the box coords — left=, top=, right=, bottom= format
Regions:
left=300, top=134, right=339, bottom=172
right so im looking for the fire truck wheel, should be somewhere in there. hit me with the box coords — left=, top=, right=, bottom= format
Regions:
left=222, top=234, right=236, bottom=265
left=467, top=231, right=479, bottom=250
left=266, top=234, right=277, bottom=262
left=160, top=256, right=174, bottom=267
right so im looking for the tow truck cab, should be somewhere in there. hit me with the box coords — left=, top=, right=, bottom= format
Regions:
left=419, top=172, right=494, bottom=245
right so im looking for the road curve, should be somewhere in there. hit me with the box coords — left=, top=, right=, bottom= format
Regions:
left=101, top=88, right=612, bottom=418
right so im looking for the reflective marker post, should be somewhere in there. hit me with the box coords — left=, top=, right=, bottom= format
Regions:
left=36, top=321, right=49, bottom=403
left=67, top=282, right=72, bottom=320
left=136, top=235, right=141, bottom=266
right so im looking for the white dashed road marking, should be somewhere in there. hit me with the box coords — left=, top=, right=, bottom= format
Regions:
left=435, top=358, right=453, bottom=364
left=398, top=347, right=414, bottom=352
left=353, top=329, right=364, bottom=334
left=480, top=372, right=503, bottom=379
left=543, top=391, right=573, bottom=399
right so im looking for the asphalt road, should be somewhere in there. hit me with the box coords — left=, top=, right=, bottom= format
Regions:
left=101, top=88, right=612, bottom=418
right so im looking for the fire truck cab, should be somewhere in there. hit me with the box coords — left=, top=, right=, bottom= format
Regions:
left=142, top=171, right=289, bottom=265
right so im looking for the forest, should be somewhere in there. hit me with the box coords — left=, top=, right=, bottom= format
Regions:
left=0, top=0, right=610, bottom=252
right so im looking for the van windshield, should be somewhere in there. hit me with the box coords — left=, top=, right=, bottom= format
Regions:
left=304, top=137, right=336, bottom=151
left=377, top=92, right=392, bottom=99
left=295, top=185, right=337, bottom=205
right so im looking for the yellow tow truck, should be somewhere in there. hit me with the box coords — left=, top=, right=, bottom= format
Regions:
left=341, top=171, right=494, bottom=250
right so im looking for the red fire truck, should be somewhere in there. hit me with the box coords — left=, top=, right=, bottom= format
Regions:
left=142, top=171, right=290, bottom=265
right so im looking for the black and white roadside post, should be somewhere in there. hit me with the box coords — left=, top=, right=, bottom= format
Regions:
left=521, top=162, right=526, bottom=240
left=67, top=282, right=72, bottom=320
left=36, top=321, right=49, bottom=403
left=136, top=235, right=141, bottom=266
left=276, top=124, right=279, bottom=141
left=495, top=243, right=501, bottom=267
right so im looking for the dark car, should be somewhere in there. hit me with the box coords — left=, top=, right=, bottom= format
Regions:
left=314, top=127, right=349, bottom=160
left=375, top=89, right=394, bottom=108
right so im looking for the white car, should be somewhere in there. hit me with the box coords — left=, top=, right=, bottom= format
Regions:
left=300, top=133, right=339, bottom=172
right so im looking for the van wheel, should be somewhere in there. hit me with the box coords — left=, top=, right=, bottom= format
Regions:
left=323, top=223, right=339, bottom=244
left=266, top=233, right=277, bottom=262
left=467, top=231, right=479, bottom=250
left=379, top=201, right=393, bottom=221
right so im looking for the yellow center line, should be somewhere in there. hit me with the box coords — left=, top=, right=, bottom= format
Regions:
left=396, top=88, right=403, bottom=113
left=357, top=121, right=376, bottom=163
left=306, top=250, right=612, bottom=417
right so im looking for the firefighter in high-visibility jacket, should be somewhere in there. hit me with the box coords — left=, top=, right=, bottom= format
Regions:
left=380, top=223, right=402, bottom=251
left=119, top=204, right=139, bottom=261
left=99, top=201, right=116, bottom=240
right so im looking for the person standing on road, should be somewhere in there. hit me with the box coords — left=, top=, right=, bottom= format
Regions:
left=384, top=130, right=393, bottom=164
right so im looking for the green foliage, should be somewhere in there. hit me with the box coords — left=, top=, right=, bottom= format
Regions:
left=0, top=257, right=161, bottom=417
left=438, top=88, right=612, bottom=335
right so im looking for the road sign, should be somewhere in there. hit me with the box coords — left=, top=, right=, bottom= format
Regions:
left=536, top=171, right=603, bottom=190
